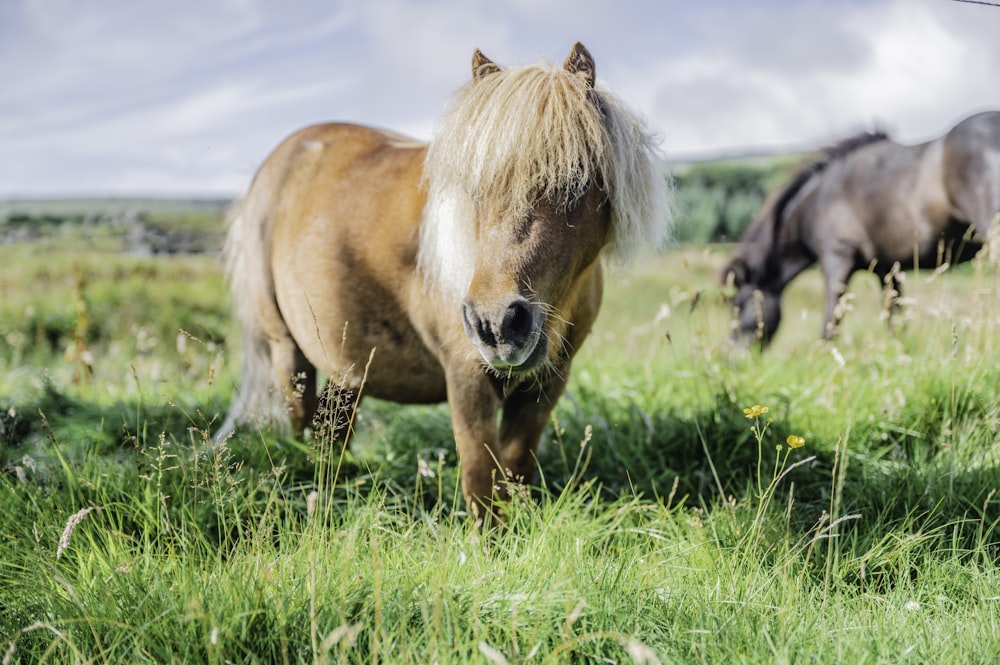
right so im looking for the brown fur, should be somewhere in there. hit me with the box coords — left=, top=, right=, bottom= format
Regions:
left=218, top=43, right=672, bottom=522
left=721, top=111, right=1000, bottom=346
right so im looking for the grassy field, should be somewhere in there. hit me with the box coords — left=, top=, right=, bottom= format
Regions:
left=1, top=222, right=999, bottom=663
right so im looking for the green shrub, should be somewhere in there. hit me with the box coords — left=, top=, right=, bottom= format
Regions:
left=672, top=155, right=802, bottom=243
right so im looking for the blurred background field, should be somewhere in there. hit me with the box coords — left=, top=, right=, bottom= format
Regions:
left=2, top=156, right=999, bottom=663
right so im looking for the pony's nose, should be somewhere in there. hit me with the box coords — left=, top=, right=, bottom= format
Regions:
left=462, top=298, right=534, bottom=348
left=500, top=300, right=534, bottom=347
left=461, top=297, right=539, bottom=367
left=461, top=302, right=496, bottom=348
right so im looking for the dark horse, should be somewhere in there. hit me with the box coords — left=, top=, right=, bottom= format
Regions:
left=721, top=111, right=1000, bottom=346
left=216, top=43, right=671, bottom=521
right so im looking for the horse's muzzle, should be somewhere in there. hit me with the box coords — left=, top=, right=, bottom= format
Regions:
left=461, top=297, right=546, bottom=370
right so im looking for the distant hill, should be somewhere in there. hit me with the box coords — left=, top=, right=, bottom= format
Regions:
left=0, top=197, right=231, bottom=253
left=1, top=147, right=812, bottom=249
left=0, top=197, right=231, bottom=218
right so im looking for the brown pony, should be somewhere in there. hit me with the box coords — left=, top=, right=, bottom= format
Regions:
left=217, top=43, right=671, bottom=520
left=721, top=111, right=1000, bottom=346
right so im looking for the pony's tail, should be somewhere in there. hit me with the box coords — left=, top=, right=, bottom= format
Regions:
left=215, top=195, right=285, bottom=443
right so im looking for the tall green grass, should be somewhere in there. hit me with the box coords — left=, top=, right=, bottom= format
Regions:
left=2, top=237, right=999, bottom=663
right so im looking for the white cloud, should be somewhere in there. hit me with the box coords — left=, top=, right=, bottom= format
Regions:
left=628, top=0, right=1000, bottom=159
left=2, top=0, right=999, bottom=196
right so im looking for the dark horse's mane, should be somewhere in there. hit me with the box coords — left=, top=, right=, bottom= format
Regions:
left=764, top=130, right=890, bottom=250
left=823, top=130, right=891, bottom=160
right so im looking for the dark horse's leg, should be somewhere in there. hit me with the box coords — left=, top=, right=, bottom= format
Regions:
left=942, top=115, right=1000, bottom=243
left=819, top=253, right=856, bottom=339
left=876, top=262, right=904, bottom=332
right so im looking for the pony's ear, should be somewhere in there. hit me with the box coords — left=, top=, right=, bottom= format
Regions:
left=563, top=42, right=595, bottom=89
left=472, top=49, right=502, bottom=81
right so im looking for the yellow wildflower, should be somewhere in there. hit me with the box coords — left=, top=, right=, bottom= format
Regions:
left=743, top=404, right=769, bottom=419
left=786, top=434, right=806, bottom=449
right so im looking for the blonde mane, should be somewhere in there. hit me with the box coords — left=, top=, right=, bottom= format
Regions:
left=419, top=58, right=672, bottom=296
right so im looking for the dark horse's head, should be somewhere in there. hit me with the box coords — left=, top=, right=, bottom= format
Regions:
left=718, top=161, right=826, bottom=348
left=720, top=258, right=781, bottom=348
left=719, top=252, right=783, bottom=348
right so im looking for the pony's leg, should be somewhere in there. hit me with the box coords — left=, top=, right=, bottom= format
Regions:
left=312, top=379, right=360, bottom=443
left=268, top=337, right=317, bottom=435
left=446, top=372, right=505, bottom=522
left=497, top=381, right=564, bottom=487
left=447, top=371, right=564, bottom=524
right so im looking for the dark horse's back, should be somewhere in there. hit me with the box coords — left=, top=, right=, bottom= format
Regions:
left=943, top=111, right=1000, bottom=232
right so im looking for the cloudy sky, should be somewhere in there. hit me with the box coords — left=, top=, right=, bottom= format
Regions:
left=2, top=0, right=998, bottom=198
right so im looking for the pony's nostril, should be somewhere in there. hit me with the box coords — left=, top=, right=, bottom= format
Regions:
left=462, top=301, right=497, bottom=348
left=501, top=300, right=533, bottom=345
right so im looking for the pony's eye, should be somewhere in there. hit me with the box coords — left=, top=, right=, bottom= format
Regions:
left=560, top=171, right=589, bottom=204
left=512, top=211, right=534, bottom=241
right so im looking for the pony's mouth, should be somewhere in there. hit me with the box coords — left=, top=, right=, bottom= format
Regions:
left=480, top=331, right=548, bottom=374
